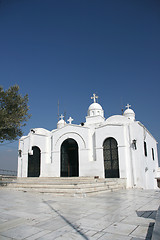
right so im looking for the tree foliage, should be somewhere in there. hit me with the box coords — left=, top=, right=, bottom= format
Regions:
left=0, top=85, right=31, bottom=143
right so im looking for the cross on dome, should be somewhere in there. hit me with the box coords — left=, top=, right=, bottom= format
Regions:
left=60, top=114, right=64, bottom=120
left=91, top=93, right=98, bottom=103
left=126, top=104, right=131, bottom=109
left=67, top=116, right=73, bottom=124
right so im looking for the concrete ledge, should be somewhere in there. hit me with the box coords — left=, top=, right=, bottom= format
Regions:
left=152, top=206, right=160, bottom=240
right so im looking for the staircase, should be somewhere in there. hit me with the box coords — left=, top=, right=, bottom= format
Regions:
left=1, top=177, right=126, bottom=197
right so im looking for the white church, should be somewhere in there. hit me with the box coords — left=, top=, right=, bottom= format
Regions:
left=18, top=94, right=159, bottom=189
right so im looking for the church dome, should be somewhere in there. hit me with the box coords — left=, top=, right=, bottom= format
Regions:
left=123, top=104, right=135, bottom=121
left=88, top=102, right=102, bottom=111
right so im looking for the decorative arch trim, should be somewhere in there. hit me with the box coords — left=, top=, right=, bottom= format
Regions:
left=55, top=132, right=86, bottom=150
left=101, top=136, right=120, bottom=148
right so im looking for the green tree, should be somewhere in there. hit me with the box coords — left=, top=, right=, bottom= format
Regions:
left=0, top=85, right=31, bottom=143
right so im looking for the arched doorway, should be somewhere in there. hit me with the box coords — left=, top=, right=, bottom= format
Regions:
left=103, top=138, right=119, bottom=178
left=28, top=146, right=41, bottom=177
left=61, top=138, right=79, bottom=177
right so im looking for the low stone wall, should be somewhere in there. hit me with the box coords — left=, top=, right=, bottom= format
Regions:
left=0, top=175, right=17, bottom=186
left=0, top=175, right=5, bottom=186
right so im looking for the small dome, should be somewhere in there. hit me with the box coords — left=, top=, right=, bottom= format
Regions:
left=57, top=119, right=66, bottom=128
left=124, top=108, right=134, bottom=115
left=123, top=104, right=135, bottom=121
left=57, top=114, right=66, bottom=128
left=106, top=115, right=131, bottom=124
left=88, top=102, right=102, bottom=111
left=58, top=119, right=65, bottom=124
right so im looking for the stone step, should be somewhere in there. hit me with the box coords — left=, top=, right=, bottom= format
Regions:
left=6, top=180, right=125, bottom=188
left=11, top=181, right=118, bottom=185
left=6, top=185, right=120, bottom=192
left=16, top=177, right=94, bottom=181
left=4, top=188, right=113, bottom=197
left=7, top=179, right=119, bottom=185
left=6, top=181, right=120, bottom=189
left=9, top=177, right=125, bottom=184
left=15, top=177, right=120, bottom=183
left=5, top=185, right=124, bottom=197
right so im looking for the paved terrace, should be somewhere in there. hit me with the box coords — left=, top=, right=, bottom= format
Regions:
left=0, top=189, right=159, bottom=240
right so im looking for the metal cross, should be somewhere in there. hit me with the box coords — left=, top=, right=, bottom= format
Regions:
left=91, top=93, right=98, bottom=103
left=60, top=114, right=64, bottom=120
left=67, top=116, right=73, bottom=124
left=126, top=104, right=131, bottom=109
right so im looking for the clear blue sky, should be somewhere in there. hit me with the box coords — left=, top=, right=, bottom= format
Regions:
left=0, top=0, right=160, bottom=171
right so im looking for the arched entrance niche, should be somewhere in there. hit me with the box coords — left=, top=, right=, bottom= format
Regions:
left=103, top=137, right=119, bottom=178
left=28, top=146, right=41, bottom=177
left=61, top=138, right=79, bottom=177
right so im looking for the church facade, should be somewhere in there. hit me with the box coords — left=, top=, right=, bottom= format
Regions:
left=18, top=94, right=159, bottom=189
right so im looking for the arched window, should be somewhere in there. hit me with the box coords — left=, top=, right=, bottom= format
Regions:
left=103, top=138, right=119, bottom=178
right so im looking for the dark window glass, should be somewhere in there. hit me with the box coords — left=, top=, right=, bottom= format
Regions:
left=61, top=138, right=79, bottom=177
left=144, top=141, right=147, bottom=157
left=103, top=137, right=119, bottom=178
left=152, top=148, right=155, bottom=160
left=18, top=150, right=22, bottom=157
left=28, top=146, right=41, bottom=177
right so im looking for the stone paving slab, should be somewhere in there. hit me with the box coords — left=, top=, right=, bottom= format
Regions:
left=0, top=188, right=160, bottom=240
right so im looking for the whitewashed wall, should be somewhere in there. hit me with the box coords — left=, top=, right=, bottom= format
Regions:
left=17, top=118, right=159, bottom=189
